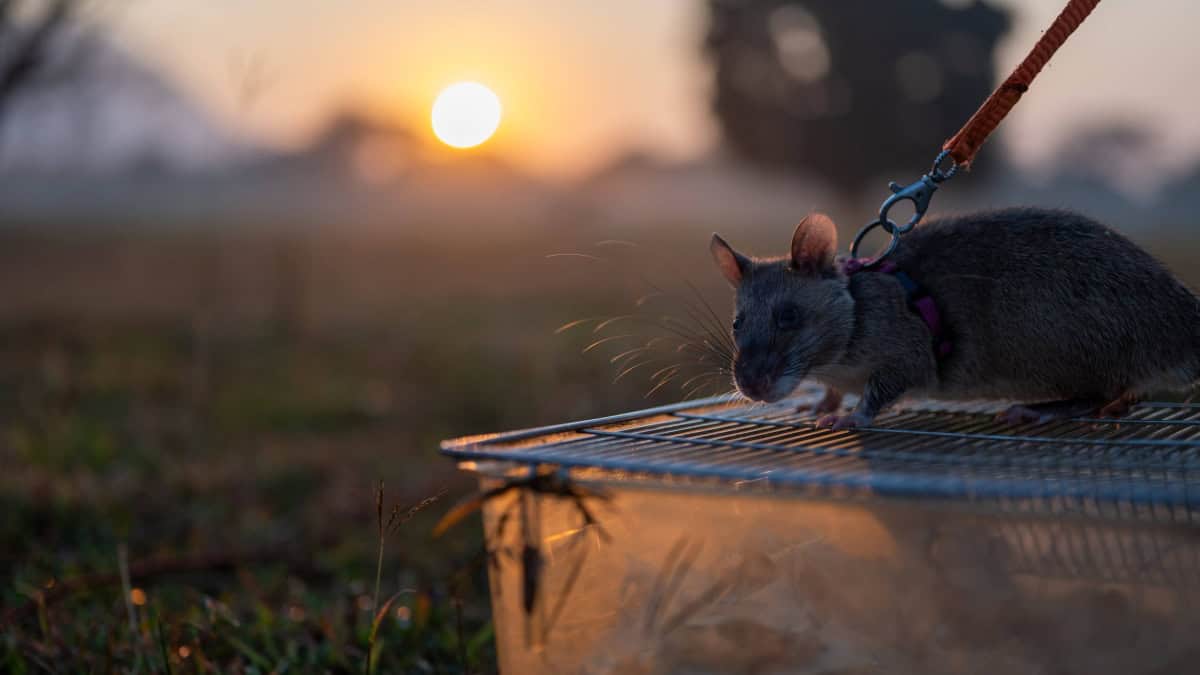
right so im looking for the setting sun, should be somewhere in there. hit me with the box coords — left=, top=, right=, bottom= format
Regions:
left=431, top=82, right=502, bottom=149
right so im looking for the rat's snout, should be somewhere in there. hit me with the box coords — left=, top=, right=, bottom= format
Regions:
left=734, top=348, right=785, bottom=402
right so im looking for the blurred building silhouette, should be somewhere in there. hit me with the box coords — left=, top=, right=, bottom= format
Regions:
left=704, top=0, right=1010, bottom=195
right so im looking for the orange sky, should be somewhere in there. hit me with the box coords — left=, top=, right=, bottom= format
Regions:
left=112, top=0, right=1200, bottom=181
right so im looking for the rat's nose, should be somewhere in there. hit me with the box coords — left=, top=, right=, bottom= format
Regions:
left=738, top=378, right=765, bottom=400
left=734, top=357, right=773, bottom=400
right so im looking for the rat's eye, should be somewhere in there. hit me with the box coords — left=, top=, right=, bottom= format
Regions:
left=732, top=313, right=745, bottom=332
left=775, top=304, right=802, bottom=330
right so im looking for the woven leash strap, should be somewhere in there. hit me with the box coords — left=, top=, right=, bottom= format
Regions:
left=942, top=0, right=1101, bottom=169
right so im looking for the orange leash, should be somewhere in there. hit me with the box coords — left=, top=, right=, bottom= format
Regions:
left=850, top=0, right=1102, bottom=266
left=943, top=0, right=1102, bottom=169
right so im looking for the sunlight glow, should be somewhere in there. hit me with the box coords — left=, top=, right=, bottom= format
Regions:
left=431, top=82, right=502, bottom=149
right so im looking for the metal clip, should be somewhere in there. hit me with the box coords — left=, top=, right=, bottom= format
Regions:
left=881, top=174, right=939, bottom=235
left=849, top=150, right=959, bottom=268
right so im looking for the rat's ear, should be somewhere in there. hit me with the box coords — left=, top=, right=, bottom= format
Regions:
left=790, top=213, right=838, bottom=275
left=710, top=233, right=749, bottom=287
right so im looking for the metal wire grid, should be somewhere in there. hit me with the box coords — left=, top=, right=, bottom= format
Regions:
left=441, top=394, right=1200, bottom=519
left=992, top=517, right=1200, bottom=587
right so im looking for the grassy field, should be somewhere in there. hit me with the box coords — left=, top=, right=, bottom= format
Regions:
left=0, top=225, right=741, bottom=673
left=3, top=219, right=1197, bottom=673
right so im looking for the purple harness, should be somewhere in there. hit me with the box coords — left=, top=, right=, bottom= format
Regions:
left=841, top=258, right=952, bottom=359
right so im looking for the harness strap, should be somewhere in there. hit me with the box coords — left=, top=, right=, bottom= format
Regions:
left=842, top=258, right=952, bottom=359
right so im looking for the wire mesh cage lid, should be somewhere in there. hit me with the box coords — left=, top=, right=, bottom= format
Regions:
left=441, top=386, right=1200, bottom=522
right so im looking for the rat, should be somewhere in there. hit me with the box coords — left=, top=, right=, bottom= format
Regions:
left=709, top=207, right=1200, bottom=429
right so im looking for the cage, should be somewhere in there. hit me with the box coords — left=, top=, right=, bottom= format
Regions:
left=440, top=385, right=1200, bottom=674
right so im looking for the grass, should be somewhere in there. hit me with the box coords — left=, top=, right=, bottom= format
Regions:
left=0, top=226, right=739, bottom=672
left=7, top=221, right=1192, bottom=672
left=0, top=317, right=566, bottom=672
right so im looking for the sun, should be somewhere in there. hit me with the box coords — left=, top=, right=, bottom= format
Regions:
left=431, top=82, right=502, bottom=149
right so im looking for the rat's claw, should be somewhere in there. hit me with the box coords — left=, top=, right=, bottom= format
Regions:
left=1098, top=393, right=1136, bottom=418
left=800, top=390, right=844, bottom=416
left=816, top=413, right=869, bottom=430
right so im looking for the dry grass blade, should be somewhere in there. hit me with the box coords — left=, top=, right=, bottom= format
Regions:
left=155, top=610, right=174, bottom=675
left=642, top=537, right=696, bottom=633
left=118, top=544, right=137, bottom=644
left=540, top=530, right=592, bottom=644
left=521, top=543, right=542, bottom=616
left=571, top=499, right=613, bottom=544
left=376, top=480, right=384, bottom=539
left=362, top=586, right=415, bottom=667
left=432, top=487, right=509, bottom=538
left=389, top=488, right=449, bottom=534
left=657, top=571, right=736, bottom=638
left=654, top=538, right=703, bottom=626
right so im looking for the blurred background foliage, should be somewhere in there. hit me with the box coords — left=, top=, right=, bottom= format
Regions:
left=3, top=0, right=1200, bottom=672
left=706, top=0, right=1008, bottom=193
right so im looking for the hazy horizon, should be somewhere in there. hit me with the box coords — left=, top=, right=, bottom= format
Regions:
left=104, top=0, right=1200, bottom=183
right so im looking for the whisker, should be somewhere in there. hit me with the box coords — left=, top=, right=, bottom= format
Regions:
left=594, top=239, right=639, bottom=248
left=643, top=336, right=672, bottom=349
left=644, top=377, right=677, bottom=398
left=635, top=292, right=665, bottom=307
left=656, top=323, right=732, bottom=363
left=614, top=358, right=667, bottom=384
left=593, top=315, right=635, bottom=333
left=679, top=371, right=726, bottom=392
left=649, top=364, right=682, bottom=381
left=554, top=317, right=602, bottom=334
left=610, top=346, right=650, bottom=364
left=687, top=378, right=736, bottom=401
left=684, top=279, right=736, bottom=355
left=674, top=342, right=731, bottom=368
left=656, top=290, right=734, bottom=359
left=660, top=318, right=732, bottom=361
left=683, top=379, right=721, bottom=400
left=640, top=276, right=718, bottom=328
left=711, top=389, right=741, bottom=403
left=545, top=253, right=605, bottom=262
left=582, top=334, right=635, bottom=353
left=636, top=272, right=735, bottom=359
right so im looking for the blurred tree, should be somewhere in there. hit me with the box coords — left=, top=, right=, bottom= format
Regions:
left=704, top=0, right=1010, bottom=195
left=1052, top=119, right=1159, bottom=194
left=0, top=0, right=78, bottom=121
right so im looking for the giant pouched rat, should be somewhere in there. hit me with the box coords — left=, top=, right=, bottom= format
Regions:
left=710, top=207, right=1200, bottom=428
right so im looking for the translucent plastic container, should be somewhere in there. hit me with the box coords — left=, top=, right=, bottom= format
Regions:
left=443, top=393, right=1200, bottom=674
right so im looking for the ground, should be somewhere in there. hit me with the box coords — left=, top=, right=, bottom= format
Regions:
left=1, top=222, right=1195, bottom=672
left=0, top=225, right=736, bottom=673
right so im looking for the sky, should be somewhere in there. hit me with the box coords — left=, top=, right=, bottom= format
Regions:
left=110, top=0, right=1200, bottom=182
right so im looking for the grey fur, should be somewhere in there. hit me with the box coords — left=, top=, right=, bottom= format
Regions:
left=711, top=207, right=1200, bottom=426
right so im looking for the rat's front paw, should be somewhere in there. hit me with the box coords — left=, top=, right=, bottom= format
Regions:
left=799, top=390, right=843, bottom=416
left=1098, top=393, right=1137, bottom=418
left=815, top=413, right=870, bottom=430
